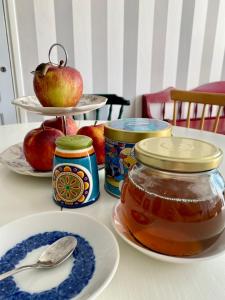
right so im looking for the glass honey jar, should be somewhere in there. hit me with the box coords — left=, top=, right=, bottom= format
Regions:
left=120, top=136, right=225, bottom=257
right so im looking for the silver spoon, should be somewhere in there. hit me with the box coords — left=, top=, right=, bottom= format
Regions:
left=0, top=236, right=77, bottom=281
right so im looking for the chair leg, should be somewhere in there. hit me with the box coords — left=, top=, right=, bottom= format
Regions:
left=108, top=104, right=113, bottom=120
left=213, top=106, right=222, bottom=132
left=173, top=101, right=177, bottom=125
left=118, top=105, right=124, bottom=119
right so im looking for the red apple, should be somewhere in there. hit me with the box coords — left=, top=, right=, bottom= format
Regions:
left=23, top=126, right=64, bottom=171
left=41, top=116, right=79, bottom=135
left=33, top=63, right=83, bottom=107
left=77, top=123, right=105, bottom=165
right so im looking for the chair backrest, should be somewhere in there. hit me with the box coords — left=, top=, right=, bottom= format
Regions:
left=193, top=81, right=225, bottom=93
left=142, top=81, right=225, bottom=119
left=142, top=87, right=173, bottom=119
left=83, top=94, right=130, bottom=121
left=170, top=89, right=225, bottom=133
left=142, top=81, right=225, bottom=134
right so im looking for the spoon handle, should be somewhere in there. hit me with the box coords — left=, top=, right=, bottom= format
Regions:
left=0, top=263, right=38, bottom=281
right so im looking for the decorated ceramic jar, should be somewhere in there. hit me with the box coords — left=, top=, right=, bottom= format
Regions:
left=104, top=118, right=172, bottom=197
left=52, top=135, right=99, bottom=208
left=121, top=136, right=225, bottom=257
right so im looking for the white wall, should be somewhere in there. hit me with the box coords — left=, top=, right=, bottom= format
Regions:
left=7, top=0, right=225, bottom=121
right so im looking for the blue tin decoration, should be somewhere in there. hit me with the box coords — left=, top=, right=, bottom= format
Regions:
left=104, top=118, right=172, bottom=198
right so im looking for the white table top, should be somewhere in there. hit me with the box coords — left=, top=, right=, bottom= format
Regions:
left=0, top=121, right=225, bottom=300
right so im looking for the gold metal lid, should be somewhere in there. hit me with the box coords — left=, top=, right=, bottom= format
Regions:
left=104, top=118, right=172, bottom=143
left=135, top=137, right=223, bottom=172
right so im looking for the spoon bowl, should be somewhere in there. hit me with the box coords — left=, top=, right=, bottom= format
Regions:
left=0, top=236, right=77, bottom=281
left=37, top=236, right=77, bottom=268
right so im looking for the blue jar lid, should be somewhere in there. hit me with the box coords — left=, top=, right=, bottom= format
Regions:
left=104, top=118, right=172, bottom=143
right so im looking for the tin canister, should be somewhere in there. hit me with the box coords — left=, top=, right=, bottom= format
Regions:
left=104, top=118, right=172, bottom=198
left=52, top=135, right=100, bottom=208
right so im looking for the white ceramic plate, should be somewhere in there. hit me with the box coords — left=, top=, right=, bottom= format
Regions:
left=0, top=211, right=119, bottom=299
left=0, top=143, right=52, bottom=177
left=0, top=143, right=105, bottom=177
left=12, top=95, right=107, bottom=116
left=112, top=202, right=225, bottom=264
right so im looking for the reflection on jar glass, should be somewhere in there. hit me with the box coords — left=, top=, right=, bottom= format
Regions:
left=120, top=137, right=225, bottom=257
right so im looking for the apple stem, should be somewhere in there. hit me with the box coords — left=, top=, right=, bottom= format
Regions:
left=94, top=120, right=98, bottom=126
left=58, top=60, right=64, bottom=68
left=41, top=123, right=45, bottom=131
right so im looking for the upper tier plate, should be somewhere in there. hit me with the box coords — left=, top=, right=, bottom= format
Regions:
left=12, top=95, right=107, bottom=116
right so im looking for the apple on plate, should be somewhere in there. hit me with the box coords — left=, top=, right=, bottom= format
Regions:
left=41, top=116, right=79, bottom=135
left=32, top=62, right=83, bottom=107
left=23, top=126, right=64, bottom=171
left=77, top=123, right=105, bottom=165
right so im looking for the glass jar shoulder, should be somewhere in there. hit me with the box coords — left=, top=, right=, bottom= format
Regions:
left=128, top=163, right=225, bottom=203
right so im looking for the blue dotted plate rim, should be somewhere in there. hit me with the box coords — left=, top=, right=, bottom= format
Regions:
left=0, top=211, right=120, bottom=300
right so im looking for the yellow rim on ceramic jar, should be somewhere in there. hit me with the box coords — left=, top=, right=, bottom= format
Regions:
left=135, top=136, right=223, bottom=172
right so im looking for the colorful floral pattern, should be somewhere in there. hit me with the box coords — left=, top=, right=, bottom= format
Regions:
left=53, top=165, right=90, bottom=206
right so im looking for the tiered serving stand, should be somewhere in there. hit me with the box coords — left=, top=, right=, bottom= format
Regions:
left=0, top=94, right=107, bottom=177
left=0, top=43, right=107, bottom=176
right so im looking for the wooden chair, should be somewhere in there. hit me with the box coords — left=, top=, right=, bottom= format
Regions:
left=75, top=94, right=130, bottom=121
left=170, top=89, right=225, bottom=133
left=142, top=81, right=225, bottom=134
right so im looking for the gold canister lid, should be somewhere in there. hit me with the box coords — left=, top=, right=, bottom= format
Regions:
left=104, top=118, right=172, bottom=143
left=135, top=137, right=223, bottom=172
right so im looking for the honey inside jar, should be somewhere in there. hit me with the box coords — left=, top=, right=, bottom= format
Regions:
left=120, top=137, right=225, bottom=257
